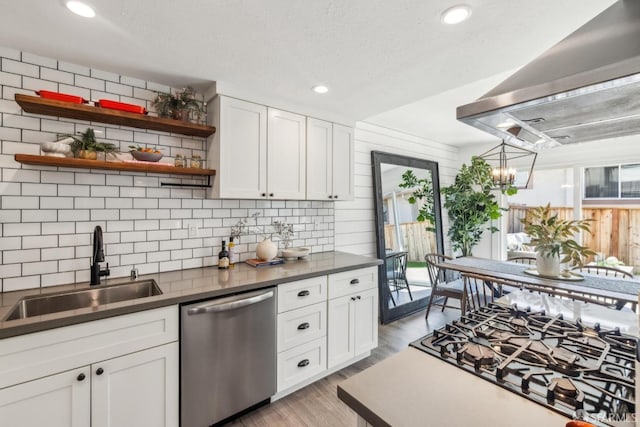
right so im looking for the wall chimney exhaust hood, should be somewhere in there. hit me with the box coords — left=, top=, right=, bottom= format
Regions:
left=457, top=0, right=640, bottom=149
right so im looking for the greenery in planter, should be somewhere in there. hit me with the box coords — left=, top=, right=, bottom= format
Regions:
left=398, top=169, right=435, bottom=232
left=521, top=203, right=594, bottom=267
left=441, top=156, right=516, bottom=257
left=67, top=128, right=118, bottom=157
left=151, top=86, right=202, bottom=121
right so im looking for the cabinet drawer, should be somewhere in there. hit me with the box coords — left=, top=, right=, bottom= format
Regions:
left=277, top=302, right=326, bottom=352
left=0, top=306, right=178, bottom=390
left=277, top=337, right=326, bottom=392
left=278, top=276, right=327, bottom=313
left=328, top=267, right=377, bottom=299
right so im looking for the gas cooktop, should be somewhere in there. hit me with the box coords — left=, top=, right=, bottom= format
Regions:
left=411, top=298, right=636, bottom=426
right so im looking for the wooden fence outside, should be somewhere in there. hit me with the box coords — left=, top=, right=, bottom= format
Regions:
left=384, top=222, right=437, bottom=263
left=508, top=205, right=640, bottom=269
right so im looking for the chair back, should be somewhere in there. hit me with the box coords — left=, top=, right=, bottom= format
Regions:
left=462, top=273, right=526, bottom=312
left=571, top=265, right=633, bottom=278
left=424, top=253, right=452, bottom=286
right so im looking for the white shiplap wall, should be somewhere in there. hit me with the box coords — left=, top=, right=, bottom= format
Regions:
left=0, top=47, right=334, bottom=292
left=334, top=122, right=460, bottom=257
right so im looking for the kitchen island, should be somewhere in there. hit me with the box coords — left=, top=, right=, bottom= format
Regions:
left=338, top=348, right=569, bottom=427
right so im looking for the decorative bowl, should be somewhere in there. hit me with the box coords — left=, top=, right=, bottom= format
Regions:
left=40, top=141, right=71, bottom=157
left=131, top=151, right=163, bottom=162
left=281, top=247, right=310, bottom=260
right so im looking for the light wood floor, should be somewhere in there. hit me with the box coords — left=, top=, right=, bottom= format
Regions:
left=229, top=307, right=461, bottom=427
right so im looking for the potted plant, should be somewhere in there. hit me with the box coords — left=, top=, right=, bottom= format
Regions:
left=67, top=128, right=118, bottom=160
left=151, top=86, right=202, bottom=122
left=441, top=156, right=516, bottom=257
left=521, top=203, right=595, bottom=276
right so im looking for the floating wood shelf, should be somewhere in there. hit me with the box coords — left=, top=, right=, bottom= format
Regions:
left=15, top=154, right=216, bottom=177
left=15, top=94, right=216, bottom=138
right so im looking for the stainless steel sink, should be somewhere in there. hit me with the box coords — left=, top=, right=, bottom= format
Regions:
left=4, top=280, right=162, bottom=321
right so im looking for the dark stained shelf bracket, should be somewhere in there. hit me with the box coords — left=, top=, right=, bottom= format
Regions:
left=160, top=175, right=212, bottom=188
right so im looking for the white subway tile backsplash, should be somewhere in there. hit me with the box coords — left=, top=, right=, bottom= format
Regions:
left=0, top=50, right=334, bottom=292
left=59, top=184, right=89, bottom=197
left=5, top=248, right=40, bottom=264
left=58, top=209, right=90, bottom=222
left=42, top=246, right=74, bottom=261
left=42, top=272, right=76, bottom=287
left=3, top=276, right=40, bottom=292
left=0, top=263, right=21, bottom=279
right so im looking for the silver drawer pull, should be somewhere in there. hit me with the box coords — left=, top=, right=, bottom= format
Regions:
left=297, top=359, right=310, bottom=368
left=297, top=322, right=310, bottom=330
left=350, top=278, right=360, bottom=285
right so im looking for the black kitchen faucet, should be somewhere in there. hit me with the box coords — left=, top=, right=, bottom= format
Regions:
left=90, top=225, right=110, bottom=285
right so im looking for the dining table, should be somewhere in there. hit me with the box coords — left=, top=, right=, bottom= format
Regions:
left=436, top=256, right=640, bottom=308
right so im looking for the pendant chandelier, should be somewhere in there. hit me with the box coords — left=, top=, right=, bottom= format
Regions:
left=478, top=141, right=537, bottom=190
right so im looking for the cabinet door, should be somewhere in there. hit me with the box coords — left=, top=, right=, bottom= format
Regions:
left=267, top=108, right=306, bottom=199
left=332, top=124, right=354, bottom=200
left=353, top=288, right=378, bottom=355
left=327, top=294, right=354, bottom=368
left=0, top=367, right=90, bottom=427
left=306, top=118, right=333, bottom=200
left=218, top=96, right=267, bottom=198
left=92, top=342, right=179, bottom=427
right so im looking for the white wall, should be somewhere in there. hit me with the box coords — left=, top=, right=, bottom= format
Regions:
left=334, top=122, right=460, bottom=257
left=0, top=47, right=334, bottom=292
left=508, top=168, right=574, bottom=207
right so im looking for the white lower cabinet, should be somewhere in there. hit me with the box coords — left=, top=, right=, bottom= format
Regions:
left=276, top=267, right=378, bottom=396
left=92, top=342, right=179, bottom=427
left=0, top=306, right=179, bottom=427
left=0, top=367, right=90, bottom=427
left=327, top=288, right=378, bottom=368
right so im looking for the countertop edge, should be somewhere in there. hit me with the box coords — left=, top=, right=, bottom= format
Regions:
left=0, top=253, right=382, bottom=339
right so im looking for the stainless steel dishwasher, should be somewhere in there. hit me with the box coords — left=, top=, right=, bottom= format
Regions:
left=180, top=287, right=276, bottom=427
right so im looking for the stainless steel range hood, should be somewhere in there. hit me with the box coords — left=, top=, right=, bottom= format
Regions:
left=457, top=0, right=640, bottom=149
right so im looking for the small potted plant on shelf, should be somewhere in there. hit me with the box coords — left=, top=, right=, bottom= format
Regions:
left=151, top=86, right=202, bottom=122
left=67, top=128, right=119, bottom=160
left=521, top=203, right=595, bottom=276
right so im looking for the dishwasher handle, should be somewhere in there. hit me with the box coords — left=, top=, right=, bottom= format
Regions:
left=187, top=290, right=274, bottom=315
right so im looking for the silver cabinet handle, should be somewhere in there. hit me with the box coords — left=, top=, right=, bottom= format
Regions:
left=187, top=290, right=274, bottom=315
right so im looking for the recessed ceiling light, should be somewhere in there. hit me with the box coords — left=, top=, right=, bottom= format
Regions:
left=312, top=85, right=329, bottom=94
left=66, top=1, right=96, bottom=18
left=441, top=4, right=472, bottom=25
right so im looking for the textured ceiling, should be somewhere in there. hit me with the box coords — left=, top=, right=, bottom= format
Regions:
left=0, top=0, right=616, bottom=142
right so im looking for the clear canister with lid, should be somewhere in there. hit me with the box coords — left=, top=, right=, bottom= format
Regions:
left=174, top=154, right=185, bottom=168
left=190, top=155, right=202, bottom=169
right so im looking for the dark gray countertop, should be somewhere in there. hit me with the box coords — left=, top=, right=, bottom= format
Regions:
left=0, top=251, right=382, bottom=339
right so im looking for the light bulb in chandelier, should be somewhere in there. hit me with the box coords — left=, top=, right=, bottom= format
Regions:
left=491, top=167, right=516, bottom=186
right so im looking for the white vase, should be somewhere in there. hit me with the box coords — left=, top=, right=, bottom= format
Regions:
left=256, top=238, right=278, bottom=261
left=536, top=252, right=561, bottom=276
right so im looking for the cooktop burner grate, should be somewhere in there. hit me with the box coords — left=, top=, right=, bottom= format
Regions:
left=411, top=303, right=636, bottom=426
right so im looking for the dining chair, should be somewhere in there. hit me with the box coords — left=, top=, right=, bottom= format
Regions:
left=462, top=273, right=511, bottom=311
left=507, top=256, right=537, bottom=265
left=571, top=265, right=633, bottom=279
left=387, top=252, right=412, bottom=303
left=424, top=253, right=466, bottom=318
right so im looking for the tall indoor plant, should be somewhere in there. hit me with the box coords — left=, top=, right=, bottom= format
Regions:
left=521, top=203, right=594, bottom=276
left=441, top=156, right=516, bottom=257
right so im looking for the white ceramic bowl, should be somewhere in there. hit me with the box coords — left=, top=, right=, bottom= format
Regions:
left=281, top=247, right=310, bottom=260
left=41, top=141, right=71, bottom=157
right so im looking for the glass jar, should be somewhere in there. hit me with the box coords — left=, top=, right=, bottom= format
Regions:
left=190, top=155, right=202, bottom=169
left=174, top=154, right=185, bottom=168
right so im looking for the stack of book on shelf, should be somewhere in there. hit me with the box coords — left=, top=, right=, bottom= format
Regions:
left=245, top=258, right=284, bottom=268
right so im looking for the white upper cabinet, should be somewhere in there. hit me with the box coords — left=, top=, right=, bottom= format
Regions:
left=267, top=108, right=307, bottom=200
left=209, top=95, right=351, bottom=200
left=306, top=119, right=354, bottom=201
left=331, top=124, right=354, bottom=200
left=208, top=96, right=267, bottom=199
